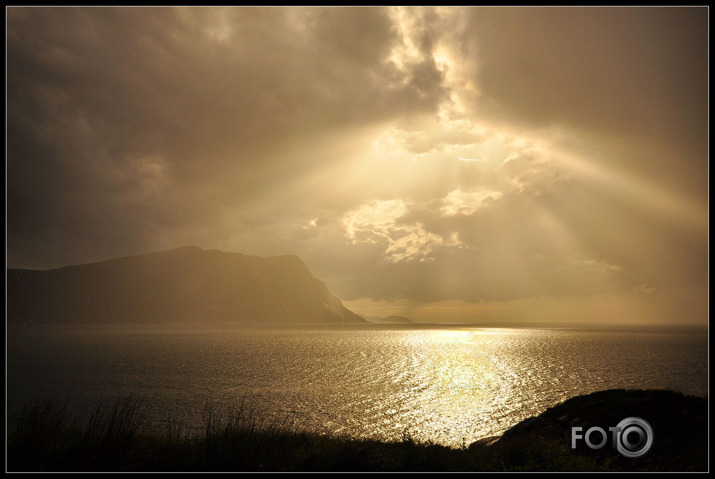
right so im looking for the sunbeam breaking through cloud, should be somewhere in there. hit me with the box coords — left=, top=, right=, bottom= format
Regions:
left=7, top=6, right=708, bottom=326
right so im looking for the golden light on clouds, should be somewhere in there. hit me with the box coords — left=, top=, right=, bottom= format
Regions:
left=7, top=6, right=708, bottom=326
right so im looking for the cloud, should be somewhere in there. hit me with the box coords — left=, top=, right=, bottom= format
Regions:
left=464, top=7, right=708, bottom=199
left=342, top=199, right=448, bottom=264
left=439, top=188, right=502, bottom=216
left=7, top=7, right=450, bottom=267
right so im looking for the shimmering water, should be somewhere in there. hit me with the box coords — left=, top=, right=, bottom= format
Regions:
left=6, top=324, right=708, bottom=448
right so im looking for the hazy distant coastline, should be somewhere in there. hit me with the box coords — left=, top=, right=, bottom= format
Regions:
left=363, top=315, right=413, bottom=324
left=7, top=246, right=365, bottom=326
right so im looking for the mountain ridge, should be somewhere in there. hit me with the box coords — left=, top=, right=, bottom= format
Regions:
left=7, top=246, right=366, bottom=325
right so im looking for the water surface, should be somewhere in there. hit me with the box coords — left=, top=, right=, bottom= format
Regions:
left=7, top=324, right=708, bottom=448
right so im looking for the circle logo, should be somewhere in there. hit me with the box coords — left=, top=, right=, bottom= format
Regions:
left=615, top=417, right=654, bottom=458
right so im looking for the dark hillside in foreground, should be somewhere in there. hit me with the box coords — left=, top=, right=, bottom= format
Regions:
left=7, top=389, right=707, bottom=472
left=7, top=246, right=365, bottom=325
left=488, top=388, right=708, bottom=472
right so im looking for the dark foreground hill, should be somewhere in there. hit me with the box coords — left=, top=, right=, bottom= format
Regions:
left=484, top=388, right=708, bottom=472
left=7, top=246, right=365, bottom=325
left=7, top=389, right=707, bottom=472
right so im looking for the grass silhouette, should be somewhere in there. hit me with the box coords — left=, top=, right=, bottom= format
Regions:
left=7, top=389, right=707, bottom=472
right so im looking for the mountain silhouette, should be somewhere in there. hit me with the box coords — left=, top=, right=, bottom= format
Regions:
left=7, top=246, right=366, bottom=325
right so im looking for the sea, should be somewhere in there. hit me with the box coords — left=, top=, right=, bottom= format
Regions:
left=6, top=323, right=708, bottom=448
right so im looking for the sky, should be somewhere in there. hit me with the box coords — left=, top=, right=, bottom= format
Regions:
left=6, top=7, right=709, bottom=325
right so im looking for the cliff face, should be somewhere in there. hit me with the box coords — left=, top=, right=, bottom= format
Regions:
left=7, top=246, right=366, bottom=324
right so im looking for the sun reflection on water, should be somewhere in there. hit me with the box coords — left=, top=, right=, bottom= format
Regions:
left=7, top=326, right=708, bottom=449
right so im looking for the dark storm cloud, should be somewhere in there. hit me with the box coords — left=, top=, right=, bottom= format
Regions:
left=7, top=7, right=448, bottom=268
left=466, top=7, right=708, bottom=198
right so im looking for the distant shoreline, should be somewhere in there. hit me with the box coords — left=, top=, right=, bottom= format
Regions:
left=6, top=320, right=708, bottom=335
